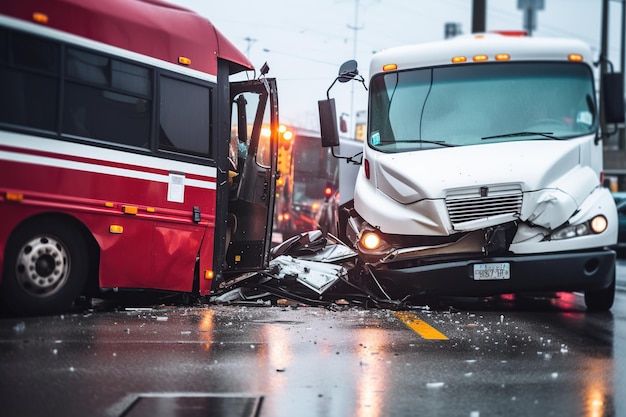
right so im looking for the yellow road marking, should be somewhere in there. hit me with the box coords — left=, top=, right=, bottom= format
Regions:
left=394, top=311, right=449, bottom=340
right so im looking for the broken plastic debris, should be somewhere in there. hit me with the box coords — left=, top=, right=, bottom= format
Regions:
left=426, top=382, right=445, bottom=389
left=270, top=255, right=345, bottom=294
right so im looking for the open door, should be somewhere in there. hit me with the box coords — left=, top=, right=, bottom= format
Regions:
left=224, top=78, right=278, bottom=273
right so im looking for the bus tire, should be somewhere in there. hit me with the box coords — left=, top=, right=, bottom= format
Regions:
left=584, top=268, right=615, bottom=312
left=1, top=220, right=89, bottom=316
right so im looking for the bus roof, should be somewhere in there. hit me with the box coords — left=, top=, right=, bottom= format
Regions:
left=370, top=33, right=594, bottom=78
left=0, top=0, right=254, bottom=75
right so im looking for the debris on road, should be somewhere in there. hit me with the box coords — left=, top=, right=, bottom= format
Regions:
left=210, top=230, right=412, bottom=310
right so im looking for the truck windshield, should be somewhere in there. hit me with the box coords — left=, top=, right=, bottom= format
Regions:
left=368, top=62, right=597, bottom=152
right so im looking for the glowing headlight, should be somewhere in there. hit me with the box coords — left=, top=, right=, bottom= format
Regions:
left=361, top=231, right=382, bottom=250
left=590, top=215, right=608, bottom=234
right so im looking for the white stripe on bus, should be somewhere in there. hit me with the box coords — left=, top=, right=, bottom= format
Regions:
left=0, top=131, right=217, bottom=184
left=0, top=150, right=216, bottom=190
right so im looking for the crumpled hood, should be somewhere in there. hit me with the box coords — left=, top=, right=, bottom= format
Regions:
left=373, top=140, right=586, bottom=203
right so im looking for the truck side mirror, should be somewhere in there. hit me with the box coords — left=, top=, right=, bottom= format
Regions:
left=338, top=60, right=359, bottom=83
left=318, top=98, right=340, bottom=147
left=603, top=72, right=625, bottom=124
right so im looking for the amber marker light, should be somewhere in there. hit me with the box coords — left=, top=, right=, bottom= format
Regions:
left=473, top=54, right=489, bottom=62
left=178, top=56, right=191, bottom=66
left=204, top=270, right=214, bottom=280
left=361, top=231, right=381, bottom=250
left=495, top=53, right=511, bottom=61
left=32, top=12, right=49, bottom=24
left=109, top=225, right=124, bottom=234
left=568, top=54, right=583, bottom=62
left=122, top=205, right=138, bottom=215
left=452, top=56, right=467, bottom=63
left=5, top=192, right=24, bottom=202
left=590, top=215, right=608, bottom=234
left=382, top=63, right=398, bottom=72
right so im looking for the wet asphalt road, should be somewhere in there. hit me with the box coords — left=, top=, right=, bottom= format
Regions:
left=1, top=261, right=625, bottom=417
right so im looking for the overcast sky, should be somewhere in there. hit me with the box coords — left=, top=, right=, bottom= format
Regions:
left=167, top=0, right=625, bottom=133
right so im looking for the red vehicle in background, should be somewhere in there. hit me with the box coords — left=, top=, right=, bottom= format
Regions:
left=0, top=0, right=280, bottom=315
left=274, top=126, right=339, bottom=239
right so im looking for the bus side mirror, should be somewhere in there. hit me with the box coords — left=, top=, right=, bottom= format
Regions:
left=318, top=98, right=340, bottom=147
left=603, top=72, right=625, bottom=124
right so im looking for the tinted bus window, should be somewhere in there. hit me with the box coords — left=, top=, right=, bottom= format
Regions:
left=63, top=48, right=151, bottom=147
left=159, top=76, right=210, bottom=156
left=0, top=29, right=59, bottom=131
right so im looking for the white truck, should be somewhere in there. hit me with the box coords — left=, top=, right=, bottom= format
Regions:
left=318, top=32, right=624, bottom=311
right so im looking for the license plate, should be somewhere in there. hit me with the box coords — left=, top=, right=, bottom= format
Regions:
left=473, top=263, right=510, bottom=280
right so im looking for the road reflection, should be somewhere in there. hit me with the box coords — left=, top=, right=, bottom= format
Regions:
left=354, top=328, right=389, bottom=417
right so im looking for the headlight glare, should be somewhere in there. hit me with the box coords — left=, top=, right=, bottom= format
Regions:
left=590, top=215, right=607, bottom=234
left=361, top=231, right=382, bottom=250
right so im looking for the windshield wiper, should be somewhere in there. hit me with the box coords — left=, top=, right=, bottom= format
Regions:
left=482, top=131, right=561, bottom=141
left=388, top=139, right=456, bottom=147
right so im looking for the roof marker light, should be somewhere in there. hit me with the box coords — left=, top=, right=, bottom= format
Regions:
left=383, top=63, right=397, bottom=72
left=568, top=54, right=583, bottom=62
left=32, top=12, right=49, bottom=24
left=473, top=54, right=488, bottom=62
left=178, top=56, right=191, bottom=66
left=495, top=53, right=511, bottom=61
left=452, top=56, right=467, bottom=63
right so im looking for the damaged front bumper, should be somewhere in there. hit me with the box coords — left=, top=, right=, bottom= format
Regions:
left=364, top=249, right=616, bottom=298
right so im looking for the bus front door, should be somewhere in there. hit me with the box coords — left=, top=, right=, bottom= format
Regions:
left=224, top=78, right=278, bottom=273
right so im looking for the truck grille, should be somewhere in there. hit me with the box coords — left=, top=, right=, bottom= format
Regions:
left=445, top=185, right=522, bottom=225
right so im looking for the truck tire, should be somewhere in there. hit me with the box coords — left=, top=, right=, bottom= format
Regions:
left=584, top=268, right=615, bottom=312
left=1, top=220, right=89, bottom=316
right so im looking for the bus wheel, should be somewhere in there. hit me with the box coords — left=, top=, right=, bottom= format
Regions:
left=584, top=269, right=615, bottom=312
left=1, top=221, right=89, bottom=316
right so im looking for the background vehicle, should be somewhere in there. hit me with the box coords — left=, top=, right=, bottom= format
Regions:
left=319, top=33, right=624, bottom=311
left=616, top=200, right=626, bottom=256
left=274, top=126, right=338, bottom=239
left=0, top=0, right=279, bottom=315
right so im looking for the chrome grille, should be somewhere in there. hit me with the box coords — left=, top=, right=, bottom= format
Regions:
left=446, top=186, right=522, bottom=225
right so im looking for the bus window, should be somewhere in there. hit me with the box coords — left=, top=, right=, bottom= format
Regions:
left=63, top=48, right=151, bottom=147
left=0, top=29, right=59, bottom=131
left=159, top=76, right=210, bottom=156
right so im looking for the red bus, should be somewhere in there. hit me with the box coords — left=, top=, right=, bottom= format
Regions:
left=0, top=0, right=279, bottom=315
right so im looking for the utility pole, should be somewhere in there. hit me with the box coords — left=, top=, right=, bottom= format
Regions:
left=617, top=0, right=626, bottom=150
left=517, top=0, right=544, bottom=36
left=600, top=0, right=608, bottom=140
left=347, top=0, right=363, bottom=139
left=472, top=0, right=486, bottom=33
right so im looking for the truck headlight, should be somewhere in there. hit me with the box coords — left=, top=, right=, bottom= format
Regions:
left=549, top=215, right=607, bottom=241
left=590, top=215, right=608, bottom=234
left=361, top=231, right=382, bottom=250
